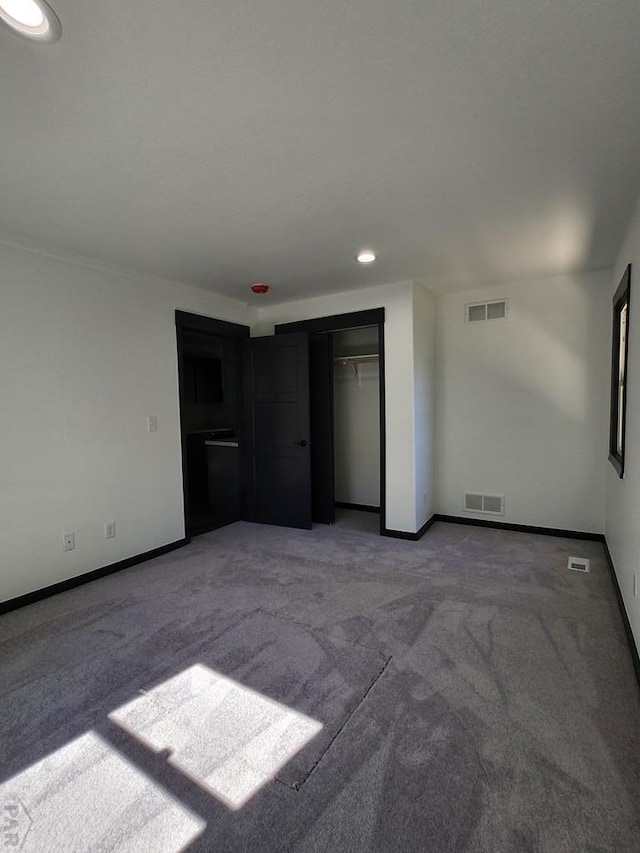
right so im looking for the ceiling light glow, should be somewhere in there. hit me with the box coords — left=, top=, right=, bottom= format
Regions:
left=356, top=251, right=376, bottom=264
left=0, top=0, right=61, bottom=42
left=1, top=0, right=43, bottom=26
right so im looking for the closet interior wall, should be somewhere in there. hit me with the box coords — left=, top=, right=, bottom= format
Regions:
left=332, top=327, right=380, bottom=509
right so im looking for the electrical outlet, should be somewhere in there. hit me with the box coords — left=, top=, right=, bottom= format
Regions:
left=62, top=532, right=75, bottom=552
left=147, top=416, right=158, bottom=432
left=104, top=522, right=116, bottom=539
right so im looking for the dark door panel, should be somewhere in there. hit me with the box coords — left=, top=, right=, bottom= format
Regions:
left=309, top=333, right=335, bottom=524
left=253, top=345, right=301, bottom=393
left=244, top=333, right=312, bottom=529
left=253, top=401, right=300, bottom=448
left=253, top=457, right=310, bottom=528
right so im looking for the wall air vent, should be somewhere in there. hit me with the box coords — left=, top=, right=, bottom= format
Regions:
left=464, top=493, right=505, bottom=515
left=567, top=557, right=590, bottom=573
left=465, top=299, right=508, bottom=323
left=467, top=303, right=487, bottom=322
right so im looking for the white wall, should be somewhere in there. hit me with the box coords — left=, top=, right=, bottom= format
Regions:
left=1, top=232, right=619, bottom=604
left=435, top=270, right=610, bottom=532
left=412, top=283, right=436, bottom=529
left=606, top=193, right=640, bottom=651
left=0, top=242, right=255, bottom=603
left=333, top=328, right=380, bottom=507
left=256, top=282, right=420, bottom=532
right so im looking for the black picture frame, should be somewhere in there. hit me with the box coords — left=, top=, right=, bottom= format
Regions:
left=609, top=264, right=631, bottom=478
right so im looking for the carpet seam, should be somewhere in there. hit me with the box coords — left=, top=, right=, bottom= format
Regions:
left=277, top=654, right=393, bottom=792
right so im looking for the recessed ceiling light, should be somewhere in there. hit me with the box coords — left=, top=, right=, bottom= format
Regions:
left=356, top=250, right=376, bottom=264
left=0, top=0, right=61, bottom=43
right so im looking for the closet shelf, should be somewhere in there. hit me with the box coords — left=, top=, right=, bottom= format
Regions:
left=333, top=354, right=379, bottom=366
left=333, top=353, right=379, bottom=386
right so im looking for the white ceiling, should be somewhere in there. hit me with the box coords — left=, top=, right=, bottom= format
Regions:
left=1, top=0, right=640, bottom=303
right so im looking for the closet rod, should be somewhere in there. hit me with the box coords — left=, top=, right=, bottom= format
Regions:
left=332, top=354, right=379, bottom=366
left=333, top=353, right=379, bottom=387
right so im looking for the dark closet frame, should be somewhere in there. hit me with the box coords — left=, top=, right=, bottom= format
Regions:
left=275, top=308, right=387, bottom=534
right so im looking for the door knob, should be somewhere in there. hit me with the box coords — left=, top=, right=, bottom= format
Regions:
left=292, top=439, right=308, bottom=447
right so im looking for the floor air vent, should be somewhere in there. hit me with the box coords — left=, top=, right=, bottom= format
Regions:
left=568, top=557, right=590, bottom=573
left=465, top=299, right=508, bottom=323
left=464, top=493, right=505, bottom=515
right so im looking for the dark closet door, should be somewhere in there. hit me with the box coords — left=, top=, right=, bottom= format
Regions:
left=309, top=333, right=335, bottom=524
left=243, top=332, right=312, bottom=529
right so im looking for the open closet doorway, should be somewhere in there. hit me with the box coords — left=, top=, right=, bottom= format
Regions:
left=275, top=308, right=386, bottom=534
left=332, top=327, right=380, bottom=525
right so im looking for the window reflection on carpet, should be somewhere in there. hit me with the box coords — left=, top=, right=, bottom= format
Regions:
left=109, top=664, right=323, bottom=810
left=0, top=731, right=205, bottom=852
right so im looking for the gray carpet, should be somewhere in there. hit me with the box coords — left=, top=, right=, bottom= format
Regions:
left=1, top=514, right=639, bottom=852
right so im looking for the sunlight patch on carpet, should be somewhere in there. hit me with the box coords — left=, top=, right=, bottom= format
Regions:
left=109, top=664, right=323, bottom=810
left=0, top=732, right=205, bottom=852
